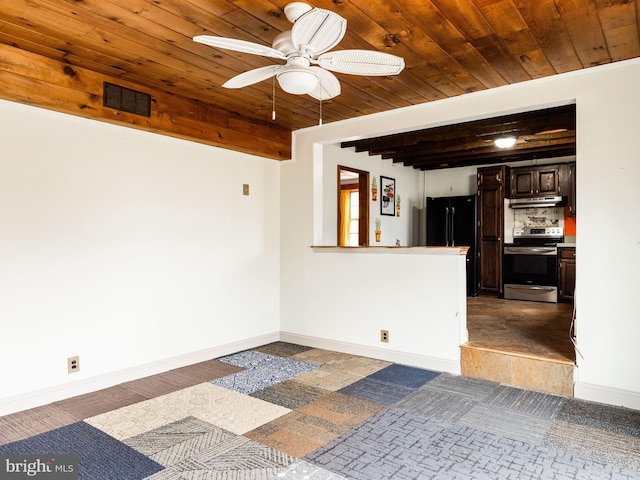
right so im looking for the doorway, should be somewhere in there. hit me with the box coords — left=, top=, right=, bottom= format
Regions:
left=338, top=166, right=369, bottom=246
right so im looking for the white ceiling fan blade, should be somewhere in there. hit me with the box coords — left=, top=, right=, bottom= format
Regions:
left=194, top=35, right=286, bottom=60
left=317, top=50, right=405, bottom=76
left=223, top=65, right=281, bottom=89
left=308, top=67, right=340, bottom=100
left=290, top=8, right=346, bottom=55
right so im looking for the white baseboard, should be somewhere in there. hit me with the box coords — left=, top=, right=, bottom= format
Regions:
left=279, top=332, right=460, bottom=374
left=574, top=381, right=640, bottom=410
left=9, top=333, right=636, bottom=418
left=0, top=333, right=279, bottom=417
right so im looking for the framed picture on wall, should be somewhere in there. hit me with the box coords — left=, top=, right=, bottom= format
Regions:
left=380, top=176, right=396, bottom=216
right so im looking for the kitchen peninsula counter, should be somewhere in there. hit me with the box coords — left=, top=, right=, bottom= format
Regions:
left=312, top=246, right=469, bottom=255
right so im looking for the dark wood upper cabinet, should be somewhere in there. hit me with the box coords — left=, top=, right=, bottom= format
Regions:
left=477, top=165, right=509, bottom=294
left=510, top=164, right=561, bottom=198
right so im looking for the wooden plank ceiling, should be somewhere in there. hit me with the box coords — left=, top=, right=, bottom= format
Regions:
left=0, top=0, right=638, bottom=161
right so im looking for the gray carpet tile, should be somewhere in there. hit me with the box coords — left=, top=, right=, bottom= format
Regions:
left=555, top=398, right=640, bottom=437
left=458, top=403, right=553, bottom=445
left=250, top=379, right=329, bottom=410
left=211, top=363, right=319, bottom=395
left=546, top=419, right=640, bottom=472
left=420, top=372, right=501, bottom=401
left=123, top=416, right=234, bottom=462
left=266, top=460, right=349, bottom=479
left=393, top=388, right=478, bottom=423
left=216, top=351, right=305, bottom=369
left=367, top=364, right=440, bottom=388
left=212, top=350, right=319, bottom=394
left=483, top=384, right=566, bottom=419
left=145, top=434, right=295, bottom=480
left=338, top=377, right=417, bottom=405
left=307, top=407, right=640, bottom=480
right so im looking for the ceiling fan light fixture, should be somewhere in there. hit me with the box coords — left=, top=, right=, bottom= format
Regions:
left=495, top=136, right=517, bottom=148
left=277, top=68, right=319, bottom=94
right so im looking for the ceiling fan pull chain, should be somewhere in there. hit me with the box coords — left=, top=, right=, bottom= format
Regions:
left=272, top=76, right=276, bottom=121
left=319, top=77, right=323, bottom=125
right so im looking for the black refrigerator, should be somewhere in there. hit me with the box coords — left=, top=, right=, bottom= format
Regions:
left=426, top=195, right=478, bottom=296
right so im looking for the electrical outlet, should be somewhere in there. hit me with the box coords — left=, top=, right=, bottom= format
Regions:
left=67, top=356, right=80, bottom=374
left=243, top=184, right=250, bottom=196
left=380, top=330, right=389, bottom=343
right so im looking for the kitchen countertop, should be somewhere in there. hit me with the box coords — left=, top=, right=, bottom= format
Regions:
left=557, top=243, right=576, bottom=248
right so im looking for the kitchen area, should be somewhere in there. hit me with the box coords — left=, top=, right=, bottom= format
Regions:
left=468, top=161, right=577, bottom=395
left=341, top=104, right=578, bottom=395
left=424, top=159, right=577, bottom=395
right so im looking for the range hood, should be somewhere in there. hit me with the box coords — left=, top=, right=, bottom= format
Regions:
left=509, top=196, right=563, bottom=209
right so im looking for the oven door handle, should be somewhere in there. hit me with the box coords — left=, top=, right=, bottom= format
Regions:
left=506, top=285, right=557, bottom=291
left=504, top=247, right=557, bottom=255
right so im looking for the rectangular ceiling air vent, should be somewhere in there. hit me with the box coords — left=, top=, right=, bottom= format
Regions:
left=103, top=82, right=151, bottom=117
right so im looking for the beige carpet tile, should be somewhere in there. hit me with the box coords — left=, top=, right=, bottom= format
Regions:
left=292, top=368, right=363, bottom=391
left=291, top=349, right=356, bottom=366
left=52, top=384, right=150, bottom=419
left=292, top=349, right=390, bottom=377
left=249, top=379, right=330, bottom=410
left=253, top=342, right=313, bottom=358
left=0, top=404, right=79, bottom=445
left=85, top=383, right=290, bottom=440
left=321, top=355, right=392, bottom=377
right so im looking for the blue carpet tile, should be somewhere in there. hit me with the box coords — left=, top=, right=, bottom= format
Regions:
left=339, top=377, right=420, bottom=405
left=0, top=422, right=163, bottom=480
left=368, top=363, right=441, bottom=388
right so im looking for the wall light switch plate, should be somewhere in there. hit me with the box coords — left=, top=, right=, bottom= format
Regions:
left=243, top=184, right=250, bottom=196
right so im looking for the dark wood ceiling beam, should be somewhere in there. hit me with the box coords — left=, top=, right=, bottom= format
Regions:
left=342, top=104, right=575, bottom=153
left=396, top=142, right=576, bottom=170
left=381, top=130, right=575, bottom=160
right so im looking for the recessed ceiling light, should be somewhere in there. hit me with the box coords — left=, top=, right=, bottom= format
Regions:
left=495, top=136, right=517, bottom=148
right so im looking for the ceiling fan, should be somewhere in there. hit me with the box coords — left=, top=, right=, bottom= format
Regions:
left=193, top=2, right=405, bottom=100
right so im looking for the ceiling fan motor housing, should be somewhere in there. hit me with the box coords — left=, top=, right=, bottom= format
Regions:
left=277, top=57, right=319, bottom=94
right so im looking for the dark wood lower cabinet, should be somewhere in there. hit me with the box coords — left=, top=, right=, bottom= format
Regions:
left=558, top=247, right=576, bottom=302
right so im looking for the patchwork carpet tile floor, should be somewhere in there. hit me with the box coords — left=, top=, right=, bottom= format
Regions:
left=1, top=341, right=640, bottom=479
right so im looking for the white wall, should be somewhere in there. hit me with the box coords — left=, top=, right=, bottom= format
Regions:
left=321, top=143, right=423, bottom=246
left=282, top=58, right=640, bottom=409
left=0, top=100, right=281, bottom=414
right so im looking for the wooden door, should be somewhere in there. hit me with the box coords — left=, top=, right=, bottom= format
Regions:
left=477, top=166, right=508, bottom=294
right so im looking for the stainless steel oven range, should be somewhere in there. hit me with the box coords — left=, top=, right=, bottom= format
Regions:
left=503, top=226, right=564, bottom=303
